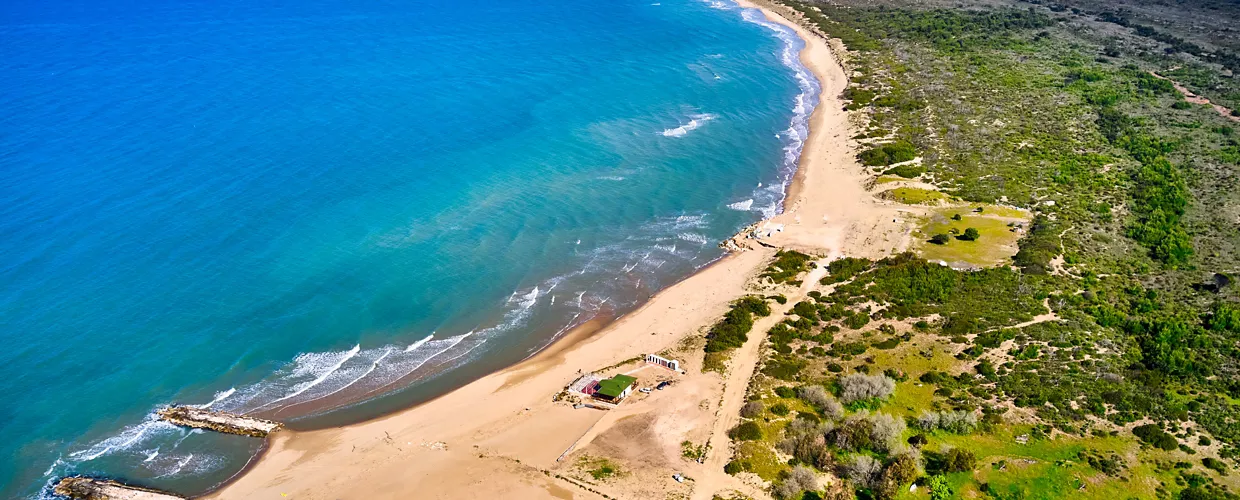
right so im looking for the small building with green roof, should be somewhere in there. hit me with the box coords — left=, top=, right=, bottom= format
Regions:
left=594, top=374, right=637, bottom=402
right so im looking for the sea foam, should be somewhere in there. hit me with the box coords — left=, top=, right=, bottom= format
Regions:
left=660, top=113, right=717, bottom=137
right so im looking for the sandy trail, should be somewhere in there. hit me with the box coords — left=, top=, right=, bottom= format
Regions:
left=203, top=0, right=901, bottom=498
left=689, top=263, right=828, bottom=500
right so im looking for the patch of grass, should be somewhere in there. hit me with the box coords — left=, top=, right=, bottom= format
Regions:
left=885, top=187, right=947, bottom=204
left=915, top=207, right=1029, bottom=267
left=703, top=351, right=729, bottom=374
left=928, top=427, right=1167, bottom=499
left=734, top=441, right=784, bottom=481
left=576, top=456, right=623, bottom=481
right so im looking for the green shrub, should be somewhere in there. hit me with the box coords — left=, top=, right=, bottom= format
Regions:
left=930, top=233, right=951, bottom=245
left=821, top=257, right=872, bottom=285
left=1134, top=424, right=1179, bottom=451
left=859, top=141, right=917, bottom=166
left=763, top=356, right=807, bottom=381
left=763, top=250, right=814, bottom=284
left=775, top=386, right=796, bottom=398
left=771, top=403, right=791, bottom=416
left=728, top=421, right=763, bottom=441
left=885, top=164, right=925, bottom=178
left=928, top=475, right=952, bottom=500
left=1013, top=215, right=1060, bottom=274
left=1203, top=457, right=1228, bottom=475
left=944, top=448, right=978, bottom=472
left=705, top=297, right=768, bottom=353
left=958, top=227, right=981, bottom=241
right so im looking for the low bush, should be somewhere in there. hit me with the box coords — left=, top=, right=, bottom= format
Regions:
left=1134, top=423, right=1179, bottom=451
left=859, top=140, right=917, bottom=166
left=729, top=421, right=763, bottom=441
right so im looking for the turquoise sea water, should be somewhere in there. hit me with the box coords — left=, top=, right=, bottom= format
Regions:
left=0, top=0, right=818, bottom=496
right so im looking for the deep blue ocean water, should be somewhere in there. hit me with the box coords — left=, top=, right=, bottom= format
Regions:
left=0, top=0, right=817, bottom=496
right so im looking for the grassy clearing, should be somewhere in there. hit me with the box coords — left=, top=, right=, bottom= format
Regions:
left=919, top=428, right=1164, bottom=500
left=883, top=187, right=947, bottom=205
left=915, top=207, right=1029, bottom=267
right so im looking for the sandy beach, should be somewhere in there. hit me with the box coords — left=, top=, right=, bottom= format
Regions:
left=204, top=2, right=907, bottom=498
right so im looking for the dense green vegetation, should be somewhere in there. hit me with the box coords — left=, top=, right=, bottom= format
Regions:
left=859, top=141, right=917, bottom=166
left=763, top=250, right=815, bottom=284
left=704, top=296, right=771, bottom=353
left=723, top=0, right=1240, bottom=497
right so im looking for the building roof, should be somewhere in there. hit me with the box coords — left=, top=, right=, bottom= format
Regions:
left=595, top=374, right=637, bottom=399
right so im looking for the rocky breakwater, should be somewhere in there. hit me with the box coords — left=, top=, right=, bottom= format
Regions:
left=53, top=477, right=185, bottom=500
left=156, top=406, right=283, bottom=438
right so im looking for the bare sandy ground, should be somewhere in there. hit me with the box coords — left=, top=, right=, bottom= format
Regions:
left=204, top=2, right=905, bottom=499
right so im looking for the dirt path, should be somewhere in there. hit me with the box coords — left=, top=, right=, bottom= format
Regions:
left=690, top=265, right=829, bottom=500
left=1151, top=71, right=1240, bottom=123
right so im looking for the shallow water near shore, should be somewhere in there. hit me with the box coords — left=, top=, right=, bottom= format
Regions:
left=0, top=0, right=817, bottom=496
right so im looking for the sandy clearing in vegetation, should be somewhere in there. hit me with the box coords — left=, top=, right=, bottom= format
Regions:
left=203, top=1, right=903, bottom=499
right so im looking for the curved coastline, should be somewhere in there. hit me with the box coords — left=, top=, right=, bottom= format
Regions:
left=196, top=1, right=911, bottom=498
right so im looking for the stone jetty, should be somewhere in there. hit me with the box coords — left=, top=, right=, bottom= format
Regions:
left=53, top=477, right=185, bottom=500
left=156, top=406, right=282, bottom=437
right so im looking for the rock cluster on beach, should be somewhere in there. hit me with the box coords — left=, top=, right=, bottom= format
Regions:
left=54, top=477, right=186, bottom=500
left=156, top=406, right=282, bottom=438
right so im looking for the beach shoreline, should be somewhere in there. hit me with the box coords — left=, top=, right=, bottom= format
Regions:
left=203, top=1, right=909, bottom=498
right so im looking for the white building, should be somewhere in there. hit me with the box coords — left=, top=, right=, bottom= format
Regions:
left=645, top=354, right=680, bottom=372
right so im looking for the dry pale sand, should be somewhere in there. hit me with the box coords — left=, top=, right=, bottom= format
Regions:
left=204, top=2, right=904, bottom=499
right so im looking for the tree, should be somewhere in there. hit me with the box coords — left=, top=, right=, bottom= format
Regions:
left=875, top=451, right=921, bottom=499
left=944, top=447, right=977, bottom=472
left=930, top=233, right=951, bottom=245
left=959, top=227, right=981, bottom=241
left=844, top=455, right=883, bottom=489
left=774, top=465, right=819, bottom=499
left=869, top=412, right=907, bottom=452
left=799, top=385, right=844, bottom=419
left=839, top=373, right=896, bottom=403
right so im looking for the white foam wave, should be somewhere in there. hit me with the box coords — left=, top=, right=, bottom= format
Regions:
left=199, top=387, right=235, bottom=409
left=249, top=345, right=362, bottom=412
left=405, top=334, right=435, bottom=352
left=43, top=458, right=65, bottom=477
left=727, top=199, right=754, bottom=211
left=735, top=5, right=821, bottom=218
left=512, top=286, right=539, bottom=310
left=307, top=348, right=393, bottom=405
left=68, top=418, right=178, bottom=462
left=660, top=113, right=717, bottom=137
left=677, top=232, right=710, bottom=245
left=703, top=0, right=733, bottom=10
left=172, top=429, right=200, bottom=449
left=143, top=448, right=160, bottom=462
left=598, top=175, right=626, bottom=181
